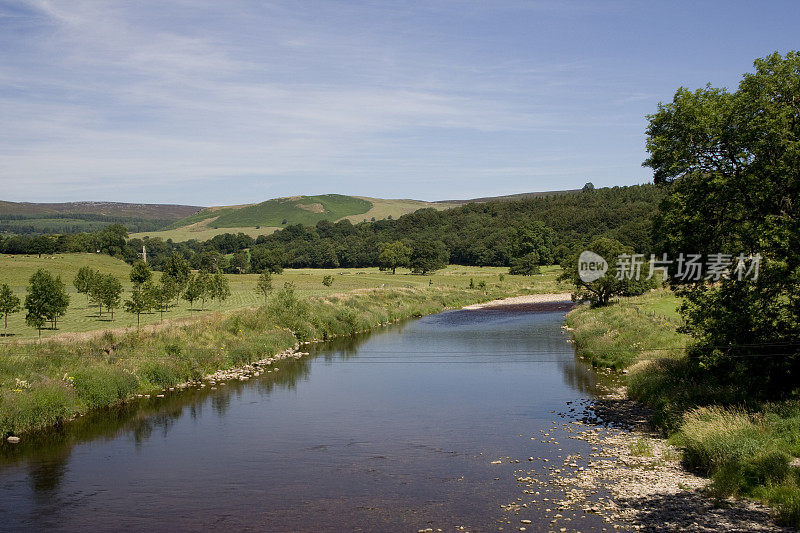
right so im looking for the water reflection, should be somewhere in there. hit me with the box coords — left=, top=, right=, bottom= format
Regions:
left=0, top=308, right=605, bottom=531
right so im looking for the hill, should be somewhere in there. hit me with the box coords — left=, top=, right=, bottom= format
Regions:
left=132, top=190, right=579, bottom=242
left=0, top=201, right=203, bottom=235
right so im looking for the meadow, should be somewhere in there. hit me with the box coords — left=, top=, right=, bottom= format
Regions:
left=0, top=253, right=567, bottom=341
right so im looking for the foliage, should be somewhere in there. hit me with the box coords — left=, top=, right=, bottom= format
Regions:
left=129, top=260, right=152, bottom=285
left=182, top=272, right=207, bottom=310
left=560, top=237, right=656, bottom=306
left=509, top=253, right=541, bottom=276
left=124, top=282, right=154, bottom=326
left=73, top=265, right=98, bottom=301
left=255, top=270, right=273, bottom=302
left=151, top=276, right=178, bottom=320
left=91, top=273, right=123, bottom=320
left=378, top=240, right=411, bottom=274
left=322, top=274, right=334, bottom=287
left=644, top=51, right=800, bottom=397
left=210, top=270, right=231, bottom=304
left=410, top=239, right=448, bottom=274
left=162, top=252, right=191, bottom=287
left=0, top=283, right=21, bottom=333
left=24, top=269, right=70, bottom=334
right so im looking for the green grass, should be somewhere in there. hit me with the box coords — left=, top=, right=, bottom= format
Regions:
left=566, top=289, right=687, bottom=369
left=0, top=272, right=566, bottom=436
left=566, top=289, right=800, bottom=527
left=0, top=254, right=566, bottom=341
left=198, top=194, right=372, bottom=228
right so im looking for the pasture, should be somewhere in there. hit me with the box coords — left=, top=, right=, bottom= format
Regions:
left=0, top=254, right=567, bottom=341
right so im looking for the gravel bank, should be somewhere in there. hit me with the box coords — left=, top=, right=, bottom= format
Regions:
left=501, top=386, right=791, bottom=532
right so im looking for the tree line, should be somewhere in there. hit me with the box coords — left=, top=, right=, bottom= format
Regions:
left=0, top=184, right=663, bottom=275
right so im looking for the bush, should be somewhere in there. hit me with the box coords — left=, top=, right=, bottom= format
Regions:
left=71, top=367, right=139, bottom=408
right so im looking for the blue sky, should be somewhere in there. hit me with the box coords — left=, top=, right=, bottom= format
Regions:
left=0, top=1, right=798, bottom=205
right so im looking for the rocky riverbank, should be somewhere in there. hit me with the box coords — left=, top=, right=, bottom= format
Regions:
left=502, top=386, right=791, bottom=532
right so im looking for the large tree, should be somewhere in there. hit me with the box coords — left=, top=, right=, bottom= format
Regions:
left=409, top=239, right=448, bottom=275
left=644, top=51, right=800, bottom=395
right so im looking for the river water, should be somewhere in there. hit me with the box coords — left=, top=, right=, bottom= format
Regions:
left=0, top=305, right=611, bottom=532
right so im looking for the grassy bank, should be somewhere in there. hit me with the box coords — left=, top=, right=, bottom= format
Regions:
left=0, top=281, right=547, bottom=437
left=566, top=290, right=800, bottom=527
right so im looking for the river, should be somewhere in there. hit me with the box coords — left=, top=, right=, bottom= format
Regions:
left=0, top=304, right=612, bottom=532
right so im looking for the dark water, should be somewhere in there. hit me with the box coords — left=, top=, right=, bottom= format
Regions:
left=0, top=307, right=608, bottom=532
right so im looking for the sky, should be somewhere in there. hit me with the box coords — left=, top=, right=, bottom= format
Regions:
left=0, top=1, right=798, bottom=206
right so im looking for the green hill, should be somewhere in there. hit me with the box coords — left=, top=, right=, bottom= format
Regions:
left=209, top=194, right=372, bottom=228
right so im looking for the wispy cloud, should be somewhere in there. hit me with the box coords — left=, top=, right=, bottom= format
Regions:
left=3, top=0, right=783, bottom=203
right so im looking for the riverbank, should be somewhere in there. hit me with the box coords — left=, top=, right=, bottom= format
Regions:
left=564, top=291, right=800, bottom=529
left=0, top=284, right=557, bottom=438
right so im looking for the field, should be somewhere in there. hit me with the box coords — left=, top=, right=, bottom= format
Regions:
left=0, top=254, right=568, bottom=341
left=130, top=223, right=278, bottom=242
left=339, top=197, right=455, bottom=223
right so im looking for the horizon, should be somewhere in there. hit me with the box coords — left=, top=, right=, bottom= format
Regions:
left=1, top=1, right=798, bottom=204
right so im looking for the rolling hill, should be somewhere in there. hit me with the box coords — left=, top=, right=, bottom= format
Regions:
left=3, top=189, right=581, bottom=241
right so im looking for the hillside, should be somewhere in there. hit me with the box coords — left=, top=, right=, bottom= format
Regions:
left=0, top=200, right=203, bottom=235
left=0, top=200, right=201, bottom=219
left=133, top=190, right=581, bottom=241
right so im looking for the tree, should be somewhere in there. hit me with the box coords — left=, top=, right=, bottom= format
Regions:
left=95, top=224, right=128, bottom=257
left=130, top=260, right=152, bottom=286
left=509, top=253, right=541, bottom=276
left=196, top=270, right=213, bottom=309
left=409, top=239, right=448, bottom=274
left=227, top=251, right=250, bottom=274
left=25, top=269, right=70, bottom=336
left=74, top=266, right=98, bottom=303
left=559, top=237, right=654, bottom=307
left=151, top=276, right=177, bottom=321
left=582, top=182, right=595, bottom=192
left=643, top=51, right=800, bottom=395
left=183, top=273, right=205, bottom=311
left=250, top=245, right=285, bottom=274
left=378, top=241, right=412, bottom=274
left=210, top=271, right=231, bottom=305
left=322, top=274, right=334, bottom=287
left=255, top=270, right=273, bottom=302
left=162, top=252, right=191, bottom=287
left=124, top=281, right=154, bottom=327
left=95, top=273, right=122, bottom=320
left=0, top=284, right=21, bottom=336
